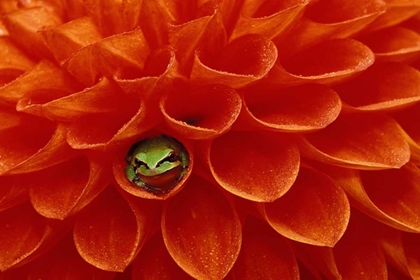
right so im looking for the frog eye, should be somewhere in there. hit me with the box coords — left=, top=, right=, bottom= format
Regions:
left=134, top=158, right=148, bottom=169
left=168, top=152, right=177, bottom=162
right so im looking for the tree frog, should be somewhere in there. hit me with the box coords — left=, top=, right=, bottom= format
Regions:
left=125, top=135, right=189, bottom=195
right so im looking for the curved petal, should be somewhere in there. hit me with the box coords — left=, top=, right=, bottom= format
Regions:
left=160, top=84, right=242, bottom=139
left=0, top=60, right=81, bottom=105
left=300, top=114, right=410, bottom=169
left=191, top=34, right=278, bottom=89
left=358, top=27, right=420, bottom=63
left=230, top=0, right=309, bottom=40
left=230, top=217, right=299, bottom=279
left=0, top=176, right=28, bottom=211
left=208, top=131, right=300, bottom=202
left=132, top=232, right=194, bottom=279
left=41, top=16, right=103, bottom=63
left=113, top=133, right=194, bottom=200
left=263, top=39, right=374, bottom=88
left=334, top=217, right=388, bottom=279
left=162, top=175, right=242, bottom=280
left=3, top=6, right=62, bottom=59
left=0, top=37, right=34, bottom=87
left=262, top=166, right=350, bottom=247
left=336, top=63, right=420, bottom=112
left=29, top=155, right=110, bottom=220
left=0, top=121, right=75, bottom=175
left=73, top=185, right=156, bottom=272
left=239, top=84, right=341, bottom=132
left=402, top=232, right=420, bottom=278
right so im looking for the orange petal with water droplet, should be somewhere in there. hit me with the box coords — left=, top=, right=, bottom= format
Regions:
left=29, top=156, right=110, bottom=220
left=162, top=175, right=242, bottom=280
left=300, top=114, right=410, bottom=169
left=230, top=0, right=309, bottom=40
left=264, top=39, right=374, bottom=88
left=191, top=34, right=278, bottom=88
left=132, top=232, right=194, bottom=279
left=208, top=131, right=300, bottom=202
left=239, top=84, right=341, bottom=132
left=337, top=63, right=420, bottom=112
left=334, top=217, right=388, bottom=279
left=160, top=84, right=242, bottom=139
left=3, top=7, right=62, bottom=60
left=74, top=186, right=156, bottom=272
left=41, top=16, right=103, bottom=63
left=262, top=166, right=350, bottom=247
left=230, top=217, right=299, bottom=280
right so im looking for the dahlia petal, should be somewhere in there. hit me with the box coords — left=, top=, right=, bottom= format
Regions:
left=358, top=27, right=420, bottom=63
left=191, top=34, right=278, bottom=89
left=334, top=217, right=388, bottom=279
left=393, top=104, right=420, bottom=164
left=230, top=0, right=309, bottom=40
left=336, top=63, right=420, bottom=112
left=74, top=185, right=156, bottom=272
left=131, top=232, right=194, bottom=279
left=0, top=203, right=45, bottom=271
left=320, top=163, right=420, bottom=232
left=2, top=7, right=62, bottom=59
left=239, top=84, right=341, bottom=132
left=230, top=217, right=299, bottom=280
left=300, top=114, right=410, bottom=169
left=262, top=166, right=350, bottom=247
left=63, top=29, right=149, bottom=86
left=208, top=131, right=300, bottom=202
left=402, top=232, right=420, bottom=278
left=0, top=37, right=34, bottom=86
left=0, top=176, right=27, bottom=212
left=19, top=77, right=121, bottom=121
left=28, top=235, right=116, bottom=280
left=168, top=1, right=226, bottom=72
left=42, top=17, right=103, bottom=63
left=275, top=0, right=386, bottom=56
left=263, top=39, right=375, bottom=88
left=29, top=156, right=109, bottom=220
left=0, top=121, right=74, bottom=175
left=367, top=0, right=420, bottom=31
left=113, top=135, right=193, bottom=200
left=161, top=175, right=242, bottom=279
left=0, top=60, right=80, bottom=105
left=82, top=0, right=142, bottom=36
left=160, top=84, right=242, bottom=139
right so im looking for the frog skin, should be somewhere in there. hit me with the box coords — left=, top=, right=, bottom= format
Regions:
left=125, top=135, right=189, bottom=195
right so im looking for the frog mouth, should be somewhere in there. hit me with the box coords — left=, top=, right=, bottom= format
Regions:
left=137, top=165, right=183, bottom=186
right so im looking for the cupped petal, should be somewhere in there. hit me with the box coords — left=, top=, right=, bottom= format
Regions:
left=73, top=185, right=156, bottom=272
left=239, top=84, right=341, bottom=132
left=261, top=166, right=350, bottom=247
left=300, top=114, right=410, bottom=169
left=3, top=6, right=62, bottom=59
left=366, top=0, right=420, bottom=31
left=63, top=29, right=150, bottom=86
left=132, top=232, right=194, bottom=279
left=41, top=16, right=103, bottom=63
left=230, top=0, right=309, bottom=41
left=191, top=34, right=278, bottom=89
left=393, top=104, right=420, bottom=164
left=0, top=121, right=75, bottom=175
left=230, top=217, right=299, bottom=280
left=358, top=27, right=420, bottom=63
left=113, top=133, right=194, bottom=200
left=208, top=130, right=300, bottom=202
left=160, top=84, right=242, bottom=139
left=275, top=0, right=386, bottom=56
left=0, top=37, right=34, bottom=87
left=28, top=234, right=116, bottom=280
left=29, top=155, right=110, bottom=220
left=0, top=60, right=81, bottom=105
left=317, top=163, right=420, bottom=232
left=0, top=176, right=27, bottom=211
left=334, top=216, right=388, bottom=279
left=263, top=39, right=375, bottom=88
left=336, top=63, right=420, bottom=112
left=161, top=175, right=242, bottom=280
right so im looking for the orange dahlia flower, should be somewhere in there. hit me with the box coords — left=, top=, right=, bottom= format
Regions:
left=1, top=0, right=420, bottom=279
